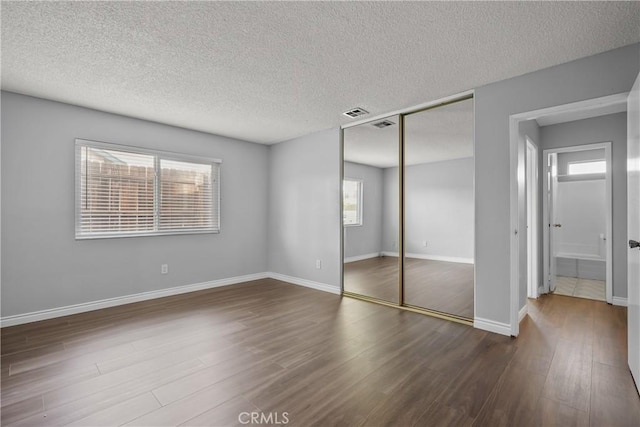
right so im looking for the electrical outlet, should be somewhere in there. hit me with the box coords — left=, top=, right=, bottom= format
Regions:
left=423, top=241, right=428, bottom=247
left=315, top=259, right=322, bottom=269
left=161, top=264, right=168, bottom=274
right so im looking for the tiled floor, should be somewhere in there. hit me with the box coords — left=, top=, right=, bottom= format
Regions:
left=554, top=276, right=606, bottom=301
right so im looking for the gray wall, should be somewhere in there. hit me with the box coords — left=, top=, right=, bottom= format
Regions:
left=475, top=43, right=638, bottom=325
left=403, top=158, right=474, bottom=259
left=381, top=158, right=474, bottom=260
left=381, top=167, right=399, bottom=253
left=541, top=112, right=628, bottom=298
left=1, top=92, right=269, bottom=317
left=518, top=119, right=541, bottom=311
left=343, top=162, right=383, bottom=259
left=267, top=128, right=341, bottom=289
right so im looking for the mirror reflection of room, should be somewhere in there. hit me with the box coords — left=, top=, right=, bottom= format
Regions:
left=342, top=99, right=475, bottom=320
left=343, top=115, right=400, bottom=304
left=403, top=98, right=475, bottom=318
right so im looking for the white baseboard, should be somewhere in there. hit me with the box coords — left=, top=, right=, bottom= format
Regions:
left=380, top=251, right=473, bottom=264
left=380, top=251, right=399, bottom=258
left=344, top=253, right=381, bottom=263
left=519, top=305, right=528, bottom=322
left=612, top=296, right=628, bottom=307
left=0, top=272, right=268, bottom=328
left=267, top=272, right=341, bottom=295
left=474, top=317, right=512, bottom=336
left=407, top=253, right=474, bottom=264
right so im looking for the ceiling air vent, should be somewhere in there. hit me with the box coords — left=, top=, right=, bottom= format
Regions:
left=372, top=120, right=395, bottom=128
left=342, top=107, right=369, bottom=118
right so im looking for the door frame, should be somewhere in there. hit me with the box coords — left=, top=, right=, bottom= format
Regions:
left=509, top=92, right=627, bottom=336
left=526, top=138, right=539, bottom=299
left=626, top=71, right=640, bottom=394
left=541, top=143, right=613, bottom=304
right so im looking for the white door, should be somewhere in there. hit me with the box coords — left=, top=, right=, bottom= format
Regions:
left=628, top=72, right=640, bottom=392
left=549, top=153, right=559, bottom=292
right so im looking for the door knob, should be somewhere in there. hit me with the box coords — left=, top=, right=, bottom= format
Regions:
left=553, top=224, right=562, bottom=228
left=630, top=240, right=640, bottom=249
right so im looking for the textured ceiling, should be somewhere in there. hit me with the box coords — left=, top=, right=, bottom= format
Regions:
left=2, top=2, right=639, bottom=144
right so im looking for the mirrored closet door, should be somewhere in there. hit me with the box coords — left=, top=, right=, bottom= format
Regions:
left=403, top=98, right=475, bottom=319
left=343, top=115, right=400, bottom=304
left=342, top=97, right=474, bottom=323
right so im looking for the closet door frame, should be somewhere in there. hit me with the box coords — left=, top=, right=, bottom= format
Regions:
left=340, top=92, right=475, bottom=326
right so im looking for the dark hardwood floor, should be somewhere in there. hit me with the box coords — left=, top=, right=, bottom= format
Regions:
left=344, top=256, right=474, bottom=318
left=2, top=279, right=639, bottom=426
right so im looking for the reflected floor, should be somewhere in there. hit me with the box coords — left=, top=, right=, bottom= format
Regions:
left=554, top=276, right=605, bottom=301
left=343, top=256, right=474, bottom=319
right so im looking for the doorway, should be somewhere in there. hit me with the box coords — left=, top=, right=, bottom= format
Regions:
left=542, top=144, right=612, bottom=303
left=509, top=92, right=628, bottom=336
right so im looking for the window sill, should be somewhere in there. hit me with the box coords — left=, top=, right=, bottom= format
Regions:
left=75, top=229, right=220, bottom=240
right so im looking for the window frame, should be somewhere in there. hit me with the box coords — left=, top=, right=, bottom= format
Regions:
left=343, top=178, right=363, bottom=227
left=75, top=138, right=221, bottom=240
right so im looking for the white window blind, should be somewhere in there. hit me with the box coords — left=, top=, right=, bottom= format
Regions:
left=343, top=178, right=363, bottom=226
left=76, top=139, right=220, bottom=239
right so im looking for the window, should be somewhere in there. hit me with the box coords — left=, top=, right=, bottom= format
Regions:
left=75, top=139, right=220, bottom=239
left=343, top=178, right=363, bottom=226
left=567, top=160, right=606, bottom=175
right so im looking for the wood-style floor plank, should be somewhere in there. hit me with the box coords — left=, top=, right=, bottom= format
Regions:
left=1, top=279, right=638, bottom=426
left=0, top=395, right=43, bottom=425
left=534, top=397, right=590, bottom=427
left=65, top=392, right=161, bottom=426
left=590, top=361, right=640, bottom=426
left=541, top=339, right=593, bottom=412
left=179, top=395, right=259, bottom=427
left=472, top=365, right=547, bottom=427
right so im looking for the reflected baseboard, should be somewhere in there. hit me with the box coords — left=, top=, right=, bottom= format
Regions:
left=344, top=252, right=382, bottom=263
left=380, top=251, right=474, bottom=264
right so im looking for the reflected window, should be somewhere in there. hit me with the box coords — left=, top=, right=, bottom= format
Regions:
left=343, top=179, right=363, bottom=226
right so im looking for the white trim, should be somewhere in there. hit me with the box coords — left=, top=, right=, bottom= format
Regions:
left=0, top=273, right=268, bottom=328
left=519, top=304, right=528, bottom=322
left=474, top=317, right=512, bottom=336
left=380, top=251, right=399, bottom=258
left=612, top=296, right=628, bottom=307
left=526, top=138, right=539, bottom=299
left=406, top=253, right=474, bottom=264
left=1, top=272, right=342, bottom=327
left=522, top=93, right=628, bottom=126
left=380, top=251, right=473, bottom=264
left=509, top=115, right=520, bottom=337
left=267, top=272, right=341, bottom=295
left=344, top=253, right=381, bottom=263
left=75, top=138, right=222, bottom=164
